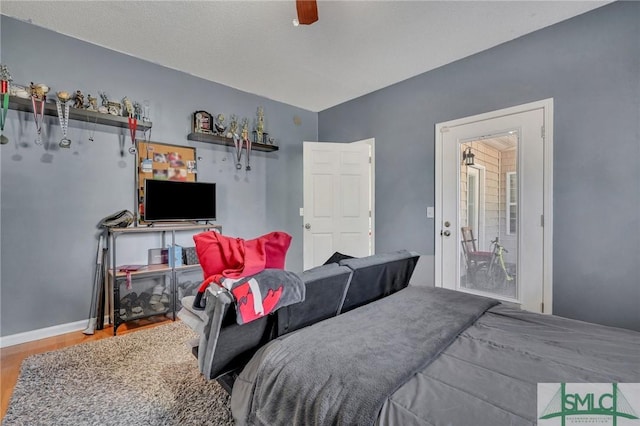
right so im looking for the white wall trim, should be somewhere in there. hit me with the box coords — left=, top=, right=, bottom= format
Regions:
left=0, top=318, right=103, bottom=348
left=355, top=137, right=376, bottom=255
left=542, top=99, right=554, bottom=314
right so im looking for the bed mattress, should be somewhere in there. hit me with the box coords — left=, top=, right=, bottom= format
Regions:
left=231, top=287, right=640, bottom=425
left=377, top=304, right=640, bottom=425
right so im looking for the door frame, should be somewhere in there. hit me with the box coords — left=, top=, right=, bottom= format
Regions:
left=465, top=163, right=486, bottom=248
left=302, top=138, right=375, bottom=269
left=434, top=99, right=553, bottom=313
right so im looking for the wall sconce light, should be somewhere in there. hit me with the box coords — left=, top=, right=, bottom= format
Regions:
left=462, top=146, right=475, bottom=166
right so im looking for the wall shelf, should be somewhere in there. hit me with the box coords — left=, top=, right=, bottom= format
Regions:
left=7, top=95, right=152, bottom=130
left=187, top=132, right=279, bottom=152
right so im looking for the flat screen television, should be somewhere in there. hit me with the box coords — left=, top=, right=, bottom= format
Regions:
left=143, top=179, right=216, bottom=222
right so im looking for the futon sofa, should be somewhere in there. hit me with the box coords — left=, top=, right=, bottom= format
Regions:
left=177, top=250, right=420, bottom=391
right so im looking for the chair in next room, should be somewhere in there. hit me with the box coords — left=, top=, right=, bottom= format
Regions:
left=460, top=226, right=492, bottom=283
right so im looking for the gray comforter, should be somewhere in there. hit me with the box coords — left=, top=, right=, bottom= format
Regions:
left=231, top=286, right=640, bottom=425
left=231, top=286, right=498, bottom=425
left=377, top=304, right=640, bottom=425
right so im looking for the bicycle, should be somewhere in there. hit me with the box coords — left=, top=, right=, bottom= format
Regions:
left=475, top=237, right=516, bottom=290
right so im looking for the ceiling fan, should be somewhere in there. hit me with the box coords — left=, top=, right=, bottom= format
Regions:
left=295, top=0, right=318, bottom=25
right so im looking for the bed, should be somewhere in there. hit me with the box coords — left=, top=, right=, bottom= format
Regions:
left=229, top=286, right=640, bottom=425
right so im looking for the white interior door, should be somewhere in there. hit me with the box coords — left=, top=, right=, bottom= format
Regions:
left=303, top=140, right=374, bottom=270
left=435, top=99, right=553, bottom=313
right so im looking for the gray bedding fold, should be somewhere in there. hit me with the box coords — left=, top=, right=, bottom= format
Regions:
left=231, top=286, right=498, bottom=425
left=376, top=304, right=640, bottom=425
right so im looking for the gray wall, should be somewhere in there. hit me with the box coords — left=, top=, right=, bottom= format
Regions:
left=0, top=16, right=316, bottom=336
left=319, top=2, right=639, bottom=331
left=2, top=2, right=638, bottom=337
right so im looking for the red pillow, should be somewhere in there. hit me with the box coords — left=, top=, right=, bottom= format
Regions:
left=193, top=231, right=292, bottom=279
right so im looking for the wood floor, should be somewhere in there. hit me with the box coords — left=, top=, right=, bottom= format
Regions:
left=1, top=316, right=172, bottom=420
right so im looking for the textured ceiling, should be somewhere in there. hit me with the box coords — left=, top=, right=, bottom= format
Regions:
left=1, top=1, right=610, bottom=112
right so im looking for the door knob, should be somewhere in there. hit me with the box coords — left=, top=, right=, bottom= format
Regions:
left=442, top=230, right=451, bottom=237
left=304, top=223, right=311, bottom=230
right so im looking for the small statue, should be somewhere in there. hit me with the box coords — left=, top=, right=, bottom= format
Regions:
left=99, top=91, right=109, bottom=107
left=56, top=91, right=71, bottom=103
left=133, top=101, right=143, bottom=120
left=122, top=97, right=134, bottom=117
left=96, top=92, right=110, bottom=113
left=0, top=65, right=12, bottom=144
left=73, top=90, right=84, bottom=108
left=30, top=82, right=49, bottom=100
left=256, top=107, right=265, bottom=139
left=0, top=64, right=12, bottom=86
left=254, top=106, right=266, bottom=144
left=226, top=114, right=239, bottom=138
left=241, top=117, right=250, bottom=142
left=95, top=92, right=122, bottom=116
left=107, top=101, right=122, bottom=116
left=86, top=94, right=98, bottom=111
left=214, top=113, right=226, bottom=135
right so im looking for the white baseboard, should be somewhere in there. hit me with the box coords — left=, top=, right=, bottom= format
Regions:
left=0, top=317, right=108, bottom=348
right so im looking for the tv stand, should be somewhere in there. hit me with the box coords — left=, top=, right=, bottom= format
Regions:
left=106, top=223, right=221, bottom=335
left=143, top=220, right=212, bottom=227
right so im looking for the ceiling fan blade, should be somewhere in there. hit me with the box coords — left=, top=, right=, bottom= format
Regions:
left=296, top=0, right=318, bottom=25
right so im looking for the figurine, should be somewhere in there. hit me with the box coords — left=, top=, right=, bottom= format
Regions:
left=107, top=101, right=122, bottom=116
left=0, top=65, right=12, bottom=93
left=214, top=113, right=226, bottom=135
left=241, top=117, right=249, bottom=142
left=133, top=101, right=143, bottom=120
left=255, top=106, right=265, bottom=144
left=0, top=65, right=12, bottom=84
left=30, top=82, right=49, bottom=100
left=99, top=91, right=109, bottom=107
left=56, top=91, right=70, bottom=102
left=122, top=96, right=134, bottom=117
left=10, top=85, right=29, bottom=99
left=95, top=93, right=123, bottom=116
left=1, top=65, right=12, bottom=145
left=29, top=83, right=49, bottom=145
left=73, top=90, right=85, bottom=109
left=226, top=114, right=239, bottom=138
left=86, top=94, right=98, bottom=111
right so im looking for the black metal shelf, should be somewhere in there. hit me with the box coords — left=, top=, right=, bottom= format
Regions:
left=7, top=95, right=152, bottom=130
left=108, top=223, right=218, bottom=335
left=187, top=132, right=279, bottom=152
